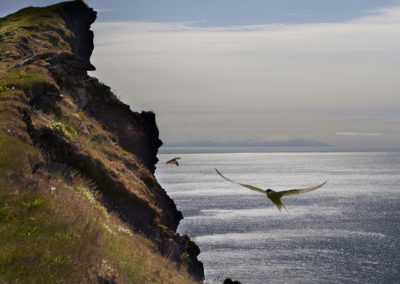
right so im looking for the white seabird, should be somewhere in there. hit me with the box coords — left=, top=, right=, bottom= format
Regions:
left=216, top=168, right=327, bottom=211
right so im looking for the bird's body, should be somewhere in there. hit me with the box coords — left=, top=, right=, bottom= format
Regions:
left=166, top=157, right=181, bottom=166
left=215, top=168, right=327, bottom=211
left=265, top=189, right=287, bottom=211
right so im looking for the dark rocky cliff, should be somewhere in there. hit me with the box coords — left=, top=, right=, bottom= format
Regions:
left=0, top=0, right=203, bottom=281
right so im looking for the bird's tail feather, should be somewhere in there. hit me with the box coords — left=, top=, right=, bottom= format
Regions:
left=276, top=201, right=288, bottom=212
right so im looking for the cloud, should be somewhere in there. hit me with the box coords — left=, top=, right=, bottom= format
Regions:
left=94, top=4, right=400, bottom=32
left=90, top=5, right=400, bottom=147
left=95, top=8, right=114, bottom=13
left=356, top=5, right=400, bottom=24
left=255, top=134, right=294, bottom=142
left=335, top=132, right=382, bottom=136
left=284, top=12, right=299, bottom=17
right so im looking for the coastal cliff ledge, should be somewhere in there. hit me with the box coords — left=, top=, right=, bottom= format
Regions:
left=0, top=1, right=204, bottom=282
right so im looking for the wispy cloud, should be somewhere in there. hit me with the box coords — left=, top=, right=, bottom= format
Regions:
left=95, top=8, right=114, bottom=14
left=284, top=12, right=299, bottom=17
left=335, top=132, right=382, bottom=136
left=93, top=4, right=400, bottom=59
left=90, top=5, right=400, bottom=147
left=94, top=4, right=400, bottom=32
left=255, top=134, right=294, bottom=142
left=357, top=5, right=400, bottom=24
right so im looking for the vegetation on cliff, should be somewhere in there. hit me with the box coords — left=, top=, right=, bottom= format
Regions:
left=0, top=1, right=203, bottom=282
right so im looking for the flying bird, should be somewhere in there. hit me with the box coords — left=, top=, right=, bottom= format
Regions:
left=166, top=157, right=181, bottom=166
left=215, top=168, right=327, bottom=211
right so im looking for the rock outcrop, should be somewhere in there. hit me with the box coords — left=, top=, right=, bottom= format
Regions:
left=0, top=0, right=204, bottom=281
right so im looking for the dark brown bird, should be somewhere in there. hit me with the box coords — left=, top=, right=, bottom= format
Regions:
left=216, top=168, right=327, bottom=211
left=166, top=157, right=181, bottom=166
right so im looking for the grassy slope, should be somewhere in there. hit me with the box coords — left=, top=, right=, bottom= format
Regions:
left=0, top=2, right=198, bottom=283
left=0, top=141, right=194, bottom=282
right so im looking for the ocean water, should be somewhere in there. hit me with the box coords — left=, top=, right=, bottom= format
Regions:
left=155, top=152, right=400, bottom=283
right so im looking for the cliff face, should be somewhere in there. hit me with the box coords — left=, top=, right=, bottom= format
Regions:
left=0, top=1, right=203, bottom=282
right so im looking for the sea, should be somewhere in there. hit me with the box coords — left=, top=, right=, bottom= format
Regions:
left=155, top=149, right=400, bottom=284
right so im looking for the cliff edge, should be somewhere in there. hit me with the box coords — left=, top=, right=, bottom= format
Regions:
left=0, top=1, right=204, bottom=282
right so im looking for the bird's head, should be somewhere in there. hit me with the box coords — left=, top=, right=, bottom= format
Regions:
left=266, top=189, right=273, bottom=193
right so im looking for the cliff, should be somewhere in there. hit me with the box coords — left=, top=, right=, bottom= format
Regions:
left=0, top=1, right=203, bottom=282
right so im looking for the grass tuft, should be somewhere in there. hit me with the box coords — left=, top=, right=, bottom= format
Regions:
left=0, top=134, right=40, bottom=179
left=52, top=121, right=71, bottom=139
left=1, top=66, right=52, bottom=91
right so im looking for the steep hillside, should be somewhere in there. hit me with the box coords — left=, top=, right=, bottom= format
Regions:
left=0, top=1, right=204, bottom=282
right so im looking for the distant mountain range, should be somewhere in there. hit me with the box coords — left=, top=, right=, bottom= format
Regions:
left=165, top=139, right=333, bottom=147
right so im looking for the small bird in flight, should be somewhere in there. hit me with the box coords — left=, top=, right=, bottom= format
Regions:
left=215, top=168, right=327, bottom=211
left=166, top=157, right=181, bottom=166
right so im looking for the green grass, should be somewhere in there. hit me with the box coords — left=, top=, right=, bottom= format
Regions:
left=0, top=119, right=101, bottom=282
left=0, top=143, right=101, bottom=282
left=157, top=223, right=168, bottom=233
left=0, top=2, right=71, bottom=38
left=0, top=134, right=39, bottom=179
left=0, top=42, right=8, bottom=55
left=0, top=190, right=102, bottom=283
left=1, top=66, right=51, bottom=91
left=0, top=1, right=88, bottom=62
left=52, top=121, right=72, bottom=139
left=0, top=107, right=199, bottom=282
left=0, top=2, right=200, bottom=281
left=58, top=115, right=77, bottom=134
left=103, top=232, right=195, bottom=284
left=0, top=85, right=12, bottom=93
left=89, top=133, right=108, bottom=145
left=0, top=134, right=100, bottom=282
left=0, top=166, right=197, bottom=283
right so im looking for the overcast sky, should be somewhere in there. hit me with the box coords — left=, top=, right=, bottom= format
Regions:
left=2, top=1, right=400, bottom=148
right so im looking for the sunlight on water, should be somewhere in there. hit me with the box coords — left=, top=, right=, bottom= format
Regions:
left=196, top=229, right=386, bottom=245
left=184, top=205, right=343, bottom=222
left=156, top=152, right=400, bottom=283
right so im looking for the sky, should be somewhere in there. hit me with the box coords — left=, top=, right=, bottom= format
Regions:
left=2, top=1, right=400, bottom=149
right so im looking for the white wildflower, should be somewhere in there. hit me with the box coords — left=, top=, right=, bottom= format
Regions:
left=103, top=224, right=114, bottom=234
left=102, top=259, right=116, bottom=272
left=118, top=226, right=133, bottom=236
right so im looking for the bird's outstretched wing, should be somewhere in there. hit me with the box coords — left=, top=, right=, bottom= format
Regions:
left=215, top=169, right=266, bottom=194
left=277, top=181, right=327, bottom=197
left=166, top=157, right=181, bottom=166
